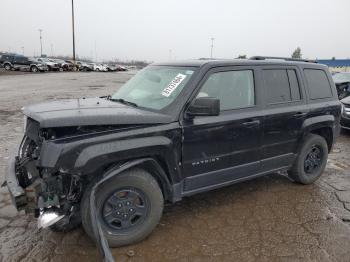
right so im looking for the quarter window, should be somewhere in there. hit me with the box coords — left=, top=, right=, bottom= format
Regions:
left=304, top=69, right=332, bottom=99
left=197, top=70, right=255, bottom=111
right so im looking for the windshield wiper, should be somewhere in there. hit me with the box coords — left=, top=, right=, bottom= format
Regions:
left=108, top=97, right=138, bottom=107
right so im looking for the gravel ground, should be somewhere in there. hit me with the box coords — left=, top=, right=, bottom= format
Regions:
left=1, top=72, right=350, bottom=262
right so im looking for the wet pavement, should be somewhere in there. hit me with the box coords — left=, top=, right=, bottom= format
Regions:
left=1, top=72, right=350, bottom=262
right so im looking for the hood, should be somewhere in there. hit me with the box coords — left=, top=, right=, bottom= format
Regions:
left=341, top=96, right=350, bottom=105
left=23, top=97, right=172, bottom=128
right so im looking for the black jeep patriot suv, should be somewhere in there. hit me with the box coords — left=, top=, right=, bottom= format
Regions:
left=6, top=57, right=341, bottom=251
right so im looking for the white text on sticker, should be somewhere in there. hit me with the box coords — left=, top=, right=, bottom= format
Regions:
left=161, top=74, right=187, bottom=97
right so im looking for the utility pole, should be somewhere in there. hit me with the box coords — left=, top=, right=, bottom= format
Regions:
left=51, top=44, right=53, bottom=57
left=94, top=40, right=97, bottom=62
left=210, top=37, right=215, bottom=59
left=168, top=49, right=172, bottom=60
left=39, top=29, right=43, bottom=57
left=21, top=47, right=24, bottom=55
left=71, top=0, right=76, bottom=66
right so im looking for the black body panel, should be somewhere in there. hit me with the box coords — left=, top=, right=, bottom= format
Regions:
left=10, top=58, right=341, bottom=206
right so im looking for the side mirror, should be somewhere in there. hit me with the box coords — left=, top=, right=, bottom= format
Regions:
left=186, top=97, right=220, bottom=117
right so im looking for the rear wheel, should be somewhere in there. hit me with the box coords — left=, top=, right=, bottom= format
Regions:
left=81, top=168, right=164, bottom=247
left=288, top=134, right=328, bottom=184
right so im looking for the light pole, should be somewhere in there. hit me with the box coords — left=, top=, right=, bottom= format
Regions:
left=39, top=29, right=43, bottom=57
left=21, top=46, right=24, bottom=55
left=168, top=49, right=172, bottom=60
left=210, top=37, right=215, bottom=59
left=71, top=0, right=76, bottom=66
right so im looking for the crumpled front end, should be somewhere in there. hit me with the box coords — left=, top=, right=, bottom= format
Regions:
left=6, top=117, right=82, bottom=228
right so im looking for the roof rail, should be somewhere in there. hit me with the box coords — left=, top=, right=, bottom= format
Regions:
left=250, top=56, right=317, bottom=63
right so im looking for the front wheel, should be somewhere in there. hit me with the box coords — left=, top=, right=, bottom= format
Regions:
left=288, top=134, right=328, bottom=184
left=4, top=64, right=11, bottom=70
left=30, top=66, right=38, bottom=73
left=81, top=168, right=164, bottom=247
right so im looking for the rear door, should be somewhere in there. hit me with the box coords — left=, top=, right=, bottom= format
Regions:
left=13, top=56, right=29, bottom=70
left=260, top=66, right=308, bottom=171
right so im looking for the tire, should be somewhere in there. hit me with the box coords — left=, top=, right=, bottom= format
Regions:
left=96, top=68, right=100, bottom=72
left=59, top=67, right=64, bottom=72
left=288, top=134, right=328, bottom=184
left=81, top=168, right=164, bottom=247
left=4, top=64, right=11, bottom=70
left=30, top=66, right=38, bottom=73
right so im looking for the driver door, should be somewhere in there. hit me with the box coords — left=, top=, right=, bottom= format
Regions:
left=181, top=67, right=263, bottom=192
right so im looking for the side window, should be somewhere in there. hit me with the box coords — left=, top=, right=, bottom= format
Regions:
left=197, top=70, right=255, bottom=111
left=304, top=69, right=332, bottom=99
left=263, top=69, right=301, bottom=104
left=263, top=70, right=291, bottom=103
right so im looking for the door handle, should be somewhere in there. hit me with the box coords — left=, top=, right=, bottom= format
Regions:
left=293, top=112, right=307, bottom=118
left=242, top=120, right=260, bottom=127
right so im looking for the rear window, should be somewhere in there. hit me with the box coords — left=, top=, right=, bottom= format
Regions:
left=304, top=69, right=332, bottom=99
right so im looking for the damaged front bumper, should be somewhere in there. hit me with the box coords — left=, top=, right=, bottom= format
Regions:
left=5, top=156, right=27, bottom=211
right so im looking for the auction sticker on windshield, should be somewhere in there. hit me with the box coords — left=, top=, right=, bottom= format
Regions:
left=161, top=74, right=187, bottom=97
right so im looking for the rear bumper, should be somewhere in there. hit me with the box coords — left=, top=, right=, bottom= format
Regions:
left=6, top=156, right=27, bottom=211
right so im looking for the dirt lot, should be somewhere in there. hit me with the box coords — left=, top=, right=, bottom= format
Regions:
left=1, top=71, right=350, bottom=262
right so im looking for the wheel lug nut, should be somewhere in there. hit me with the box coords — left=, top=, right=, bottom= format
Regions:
left=130, top=208, right=133, bottom=212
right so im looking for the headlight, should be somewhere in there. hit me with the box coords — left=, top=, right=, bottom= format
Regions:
left=23, top=116, right=27, bottom=132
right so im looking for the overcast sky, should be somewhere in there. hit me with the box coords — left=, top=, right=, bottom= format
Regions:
left=1, top=0, right=349, bottom=62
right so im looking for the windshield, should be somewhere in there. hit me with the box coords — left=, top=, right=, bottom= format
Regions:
left=112, top=66, right=195, bottom=110
left=333, top=73, right=350, bottom=83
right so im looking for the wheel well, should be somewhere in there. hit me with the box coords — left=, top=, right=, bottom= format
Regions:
left=310, top=127, right=333, bottom=152
left=91, top=158, right=174, bottom=203
left=134, top=160, right=172, bottom=202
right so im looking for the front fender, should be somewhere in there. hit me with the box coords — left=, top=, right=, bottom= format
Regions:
left=40, top=124, right=182, bottom=183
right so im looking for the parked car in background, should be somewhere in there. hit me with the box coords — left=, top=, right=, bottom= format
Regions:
left=37, top=58, right=60, bottom=71
left=116, top=65, right=127, bottom=71
left=90, top=63, right=108, bottom=72
left=76, top=61, right=93, bottom=71
left=0, top=54, right=48, bottom=72
left=106, top=64, right=117, bottom=71
left=333, top=72, right=350, bottom=100
left=49, top=59, right=73, bottom=71
left=340, top=96, right=350, bottom=130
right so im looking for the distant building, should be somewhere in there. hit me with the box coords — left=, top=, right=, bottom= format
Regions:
left=317, top=59, right=350, bottom=73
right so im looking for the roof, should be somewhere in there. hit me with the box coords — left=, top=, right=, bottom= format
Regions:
left=317, top=59, right=350, bottom=67
left=152, top=59, right=326, bottom=68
